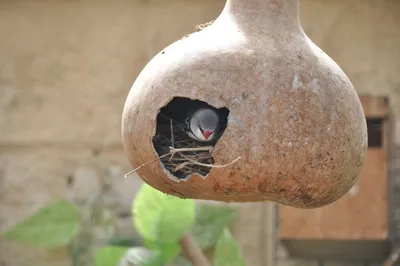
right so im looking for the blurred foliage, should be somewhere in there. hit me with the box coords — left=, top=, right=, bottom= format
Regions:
left=94, top=246, right=130, bottom=266
left=213, top=228, right=246, bottom=266
left=132, top=184, right=196, bottom=243
left=191, top=204, right=238, bottom=250
left=143, top=238, right=181, bottom=263
left=1, top=183, right=245, bottom=266
left=2, top=200, right=80, bottom=248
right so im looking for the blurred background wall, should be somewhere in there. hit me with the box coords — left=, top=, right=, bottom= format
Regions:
left=0, top=0, right=399, bottom=265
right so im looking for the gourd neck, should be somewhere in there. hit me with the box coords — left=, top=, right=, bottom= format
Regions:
left=219, top=0, right=301, bottom=33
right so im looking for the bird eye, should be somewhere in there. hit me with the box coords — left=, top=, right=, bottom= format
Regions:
left=197, top=121, right=204, bottom=132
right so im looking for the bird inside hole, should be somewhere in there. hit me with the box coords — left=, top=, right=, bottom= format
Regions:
left=184, top=107, right=224, bottom=144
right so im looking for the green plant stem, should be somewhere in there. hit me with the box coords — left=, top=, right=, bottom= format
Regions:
left=179, top=233, right=210, bottom=266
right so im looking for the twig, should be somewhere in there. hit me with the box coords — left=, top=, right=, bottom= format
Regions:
left=124, top=153, right=171, bottom=178
left=181, top=155, right=242, bottom=169
left=175, top=139, right=195, bottom=143
left=170, top=119, right=175, bottom=149
left=195, top=153, right=214, bottom=159
left=180, top=233, right=211, bottom=266
left=165, top=163, right=210, bottom=176
left=174, top=161, right=191, bottom=171
left=125, top=143, right=240, bottom=178
left=169, top=120, right=175, bottom=161
left=169, top=146, right=214, bottom=153
left=158, top=113, right=181, bottom=126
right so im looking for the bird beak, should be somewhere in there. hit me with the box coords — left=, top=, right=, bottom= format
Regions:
left=202, top=130, right=212, bottom=140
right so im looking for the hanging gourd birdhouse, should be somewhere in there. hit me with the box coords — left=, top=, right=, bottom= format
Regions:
left=121, top=0, right=367, bottom=208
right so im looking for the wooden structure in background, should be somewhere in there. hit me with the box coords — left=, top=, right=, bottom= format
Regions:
left=279, top=95, right=392, bottom=261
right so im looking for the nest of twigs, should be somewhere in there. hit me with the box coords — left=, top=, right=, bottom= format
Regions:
left=124, top=97, right=239, bottom=180
left=152, top=116, right=216, bottom=179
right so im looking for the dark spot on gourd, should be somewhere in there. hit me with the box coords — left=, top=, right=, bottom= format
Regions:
left=243, top=176, right=251, bottom=180
left=224, top=188, right=235, bottom=195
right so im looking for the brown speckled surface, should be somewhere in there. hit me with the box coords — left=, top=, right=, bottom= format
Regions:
left=279, top=96, right=389, bottom=239
left=279, top=149, right=388, bottom=239
left=121, top=0, right=367, bottom=208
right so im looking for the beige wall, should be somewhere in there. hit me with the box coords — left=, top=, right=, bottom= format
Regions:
left=0, top=0, right=399, bottom=265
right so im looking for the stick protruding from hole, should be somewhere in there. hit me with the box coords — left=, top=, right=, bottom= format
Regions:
left=124, top=146, right=241, bottom=178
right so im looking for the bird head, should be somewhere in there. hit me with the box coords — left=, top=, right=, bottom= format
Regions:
left=187, top=108, right=220, bottom=142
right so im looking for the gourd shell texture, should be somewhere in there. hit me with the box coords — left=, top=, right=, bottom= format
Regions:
left=121, top=21, right=367, bottom=208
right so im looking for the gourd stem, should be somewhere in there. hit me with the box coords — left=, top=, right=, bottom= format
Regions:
left=221, top=0, right=300, bottom=28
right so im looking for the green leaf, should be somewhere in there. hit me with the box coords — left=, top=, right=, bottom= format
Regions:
left=144, top=238, right=181, bottom=263
left=213, top=229, right=245, bottom=266
left=191, top=204, right=238, bottom=250
left=94, top=246, right=129, bottom=266
left=141, top=251, right=165, bottom=266
left=132, top=184, right=196, bottom=243
left=2, top=200, right=80, bottom=248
